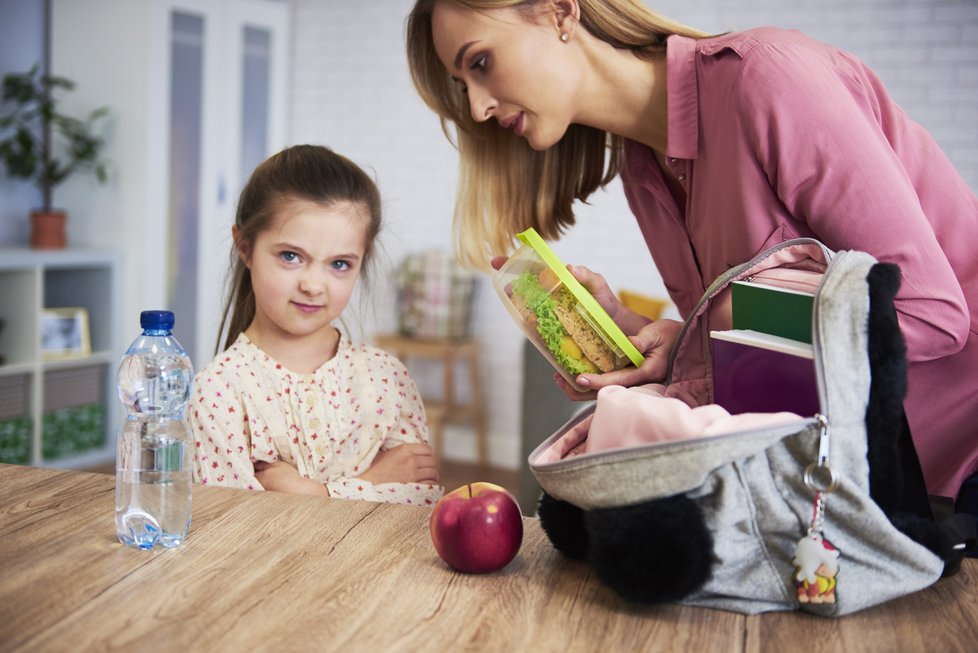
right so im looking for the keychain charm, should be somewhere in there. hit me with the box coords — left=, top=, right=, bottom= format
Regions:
left=793, top=415, right=841, bottom=605
left=793, top=491, right=841, bottom=604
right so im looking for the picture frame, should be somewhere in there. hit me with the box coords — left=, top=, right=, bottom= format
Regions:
left=40, top=307, right=91, bottom=360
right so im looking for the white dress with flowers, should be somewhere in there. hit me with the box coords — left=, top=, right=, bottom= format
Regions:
left=190, top=333, right=443, bottom=506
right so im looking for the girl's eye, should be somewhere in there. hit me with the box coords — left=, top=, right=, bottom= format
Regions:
left=280, top=251, right=300, bottom=263
left=331, top=260, right=352, bottom=272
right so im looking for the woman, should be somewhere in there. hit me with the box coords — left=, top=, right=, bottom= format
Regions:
left=405, top=0, right=978, bottom=506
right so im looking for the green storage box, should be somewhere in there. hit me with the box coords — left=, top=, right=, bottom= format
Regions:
left=42, top=365, right=108, bottom=460
left=0, top=373, right=32, bottom=464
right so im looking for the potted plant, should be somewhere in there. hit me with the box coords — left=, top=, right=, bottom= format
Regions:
left=0, top=64, right=109, bottom=249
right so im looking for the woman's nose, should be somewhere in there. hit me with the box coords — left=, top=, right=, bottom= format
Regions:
left=468, top=84, right=496, bottom=123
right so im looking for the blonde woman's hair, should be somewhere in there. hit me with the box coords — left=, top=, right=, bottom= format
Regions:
left=406, top=0, right=709, bottom=268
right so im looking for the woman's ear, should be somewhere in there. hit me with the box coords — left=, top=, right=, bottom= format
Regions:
left=232, top=225, right=251, bottom=268
left=551, top=0, right=580, bottom=39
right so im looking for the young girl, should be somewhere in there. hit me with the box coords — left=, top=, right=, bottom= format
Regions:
left=190, top=144, right=443, bottom=506
left=405, top=0, right=978, bottom=508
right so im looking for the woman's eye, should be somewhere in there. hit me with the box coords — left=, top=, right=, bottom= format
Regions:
left=470, top=54, right=487, bottom=73
left=454, top=55, right=487, bottom=95
left=280, top=251, right=300, bottom=263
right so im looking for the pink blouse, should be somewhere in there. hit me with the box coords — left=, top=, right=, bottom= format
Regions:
left=621, top=27, right=978, bottom=499
left=190, top=333, right=443, bottom=506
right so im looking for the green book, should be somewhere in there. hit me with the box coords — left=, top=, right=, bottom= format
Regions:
left=730, top=280, right=814, bottom=344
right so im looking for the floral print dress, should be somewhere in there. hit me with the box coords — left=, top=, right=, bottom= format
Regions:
left=190, top=333, right=443, bottom=506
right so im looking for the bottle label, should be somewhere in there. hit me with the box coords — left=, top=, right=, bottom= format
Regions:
left=155, top=440, right=186, bottom=472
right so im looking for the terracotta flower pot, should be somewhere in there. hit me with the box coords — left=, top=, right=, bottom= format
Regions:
left=30, top=210, right=68, bottom=249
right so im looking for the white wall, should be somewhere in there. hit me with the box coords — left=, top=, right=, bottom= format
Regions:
left=288, top=0, right=978, bottom=469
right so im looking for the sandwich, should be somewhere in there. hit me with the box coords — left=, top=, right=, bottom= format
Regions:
left=509, top=269, right=619, bottom=376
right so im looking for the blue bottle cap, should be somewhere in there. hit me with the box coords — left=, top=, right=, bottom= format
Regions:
left=140, top=310, right=175, bottom=331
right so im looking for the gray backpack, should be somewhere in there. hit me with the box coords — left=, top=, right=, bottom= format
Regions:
left=528, top=240, right=973, bottom=616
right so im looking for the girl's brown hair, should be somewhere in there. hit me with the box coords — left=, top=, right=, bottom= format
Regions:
left=216, top=144, right=383, bottom=352
left=406, top=0, right=709, bottom=267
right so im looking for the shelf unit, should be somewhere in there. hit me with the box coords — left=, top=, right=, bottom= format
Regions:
left=0, top=247, right=122, bottom=469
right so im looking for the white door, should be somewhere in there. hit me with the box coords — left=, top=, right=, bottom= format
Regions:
left=154, top=0, right=289, bottom=365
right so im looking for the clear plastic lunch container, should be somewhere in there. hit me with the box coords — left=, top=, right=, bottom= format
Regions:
left=493, top=228, right=644, bottom=392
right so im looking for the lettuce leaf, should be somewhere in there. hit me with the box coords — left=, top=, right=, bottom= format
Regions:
left=512, top=272, right=593, bottom=375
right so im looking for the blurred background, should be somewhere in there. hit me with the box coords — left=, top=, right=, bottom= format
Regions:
left=0, top=0, right=975, bottom=486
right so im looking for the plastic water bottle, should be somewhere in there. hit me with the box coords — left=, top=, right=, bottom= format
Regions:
left=115, top=310, right=195, bottom=549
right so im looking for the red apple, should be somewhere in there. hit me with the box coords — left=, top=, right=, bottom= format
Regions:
left=429, top=482, right=524, bottom=574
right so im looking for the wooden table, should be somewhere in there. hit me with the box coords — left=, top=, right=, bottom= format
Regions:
left=2, top=464, right=976, bottom=652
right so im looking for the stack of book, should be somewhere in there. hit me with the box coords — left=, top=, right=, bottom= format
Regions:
left=710, top=279, right=818, bottom=416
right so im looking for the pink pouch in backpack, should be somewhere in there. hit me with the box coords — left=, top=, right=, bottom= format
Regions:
left=534, top=383, right=804, bottom=465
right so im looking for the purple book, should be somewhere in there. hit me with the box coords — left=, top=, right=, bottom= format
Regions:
left=710, top=329, right=819, bottom=417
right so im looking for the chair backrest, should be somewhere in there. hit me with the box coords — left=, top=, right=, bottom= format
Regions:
left=617, top=289, right=669, bottom=321
left=396, top=250, right=477, bottom=339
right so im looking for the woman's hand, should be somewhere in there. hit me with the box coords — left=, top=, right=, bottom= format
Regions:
left=358, top=443, right=440, bottom=485
left=493, top=256, right=678, bottom=400
left=555, top=318, right=684, bottom=401
left=565, top=264, right=651, bottom=336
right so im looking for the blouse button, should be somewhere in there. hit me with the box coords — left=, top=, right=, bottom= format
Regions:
left=668, top=157, right=677, bottom=164
left=316, top=444, right=326, bottom=456
left=309, top=418, right=321, bottom=430
left=305, top=394, right=317, bottom=406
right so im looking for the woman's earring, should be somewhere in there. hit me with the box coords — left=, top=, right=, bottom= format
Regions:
left=560, top=32, right=569, bottom=42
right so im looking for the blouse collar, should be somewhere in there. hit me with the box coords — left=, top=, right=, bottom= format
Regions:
left=234, top=331, right=352, bottom=381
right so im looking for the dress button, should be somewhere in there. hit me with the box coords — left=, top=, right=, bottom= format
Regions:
left=309, top=418, right=321, bottom=430
left=678, top=174, right=686, bottom=182
left=668, top=157, right=677, bottom=164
